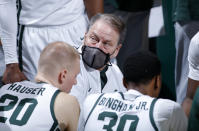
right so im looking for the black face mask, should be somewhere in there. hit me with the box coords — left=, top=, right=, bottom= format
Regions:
left=82, top=45, right=110, bottom=69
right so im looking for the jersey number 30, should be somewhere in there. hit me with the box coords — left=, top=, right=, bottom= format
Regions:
left=0, top=94, right=38, bottom=126
left=98, top=111, right=139, bottom=131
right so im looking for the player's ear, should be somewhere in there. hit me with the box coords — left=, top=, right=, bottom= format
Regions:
left=58, top=69, right=67, bottom=84
left=58, top=72, right=62, bottom=84
left=153, top=75, right=161, bottom=97
left=154, top=75, right=161, bottom=89
left=153, top=76, right=158, bottom=90
left=123, top=78, right=128, bottom=89
left=157, top=74, right=162, bottom=91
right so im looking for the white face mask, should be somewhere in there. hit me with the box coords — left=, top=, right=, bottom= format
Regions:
left=81, top=45, right=110, bottom=69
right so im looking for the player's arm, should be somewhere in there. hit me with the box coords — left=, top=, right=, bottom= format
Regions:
left=84, top=0, right=104, bottom=19
left=54, top=92, right=80, bottom=131
left=188, top=88, right=199, bottom=130
left=182, top=36, right=199, bottom=117
left=182, top=78, right=199, bottom=116
left=0, top=0, right=27, bottom=84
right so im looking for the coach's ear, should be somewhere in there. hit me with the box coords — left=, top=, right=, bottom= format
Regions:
left=110, top=44, right=122, bottom=59
left=83, top=32, right=88, bottom=45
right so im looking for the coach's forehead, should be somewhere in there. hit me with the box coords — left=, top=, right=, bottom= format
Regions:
left=88, top=20, right=120, bottom=43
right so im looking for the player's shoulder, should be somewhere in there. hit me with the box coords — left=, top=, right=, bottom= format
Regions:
left=54, top=92, right=80, bottom=130
left=55, top=92, right=80, bottom=115
left=57, top=92, right=79, bottom=105
left=157, top=98, right=180, bottom=107
left=154, top=98, right=182, bottom=116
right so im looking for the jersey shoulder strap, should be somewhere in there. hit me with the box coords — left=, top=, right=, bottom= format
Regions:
left=50, top=90, right=61, bottom=131
left=149, top=98, right=159, bottom=131
left=84, top=93, right=105, bottom=127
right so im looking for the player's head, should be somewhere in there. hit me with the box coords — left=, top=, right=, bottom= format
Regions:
left=123, top=51, right=161, bottom=97
left=82, top=13, right=125, bottom=70
left=35, top=42, right=80, bottom=93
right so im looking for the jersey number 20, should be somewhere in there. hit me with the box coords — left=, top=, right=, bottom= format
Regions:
left=0, top=94, right=38, bottom=126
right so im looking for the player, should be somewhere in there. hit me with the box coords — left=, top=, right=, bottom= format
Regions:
left=0, top=42, right=80, bottom=131
left=81, top=51, right=187, bottom=131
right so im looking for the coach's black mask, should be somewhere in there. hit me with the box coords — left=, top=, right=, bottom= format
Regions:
left=82, top=45, right=110, bottom=69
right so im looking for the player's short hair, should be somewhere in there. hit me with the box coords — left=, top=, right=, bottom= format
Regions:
left=123, top=50, right=161, bottom=86
left=38, top=41, right=80, bottom=76
left=88, top=13, right=125, bottom=44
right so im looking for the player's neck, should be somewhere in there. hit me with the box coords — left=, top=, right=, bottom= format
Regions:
left=35, top=73, right=57, bottom=87
left=127, top=83, right=149, bottom=95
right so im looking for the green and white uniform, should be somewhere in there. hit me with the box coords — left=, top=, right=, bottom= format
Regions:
left=0, top=81, right=60, bottom=131
left=81, top=89, right=187, bottom=131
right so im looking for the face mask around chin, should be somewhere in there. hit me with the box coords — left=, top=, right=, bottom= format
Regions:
left=81, top=45, right=110, bottom=69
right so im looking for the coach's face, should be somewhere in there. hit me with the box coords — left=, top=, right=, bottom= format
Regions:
left=84, top=20, right=121, bottom=59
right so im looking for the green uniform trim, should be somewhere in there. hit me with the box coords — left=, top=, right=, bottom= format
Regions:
left=84, top=93, right=105, bottom=127
left=149, top=98, right=158, bottom=131
left=17, top=0, right=22, bottom=23
left=18, top=25, right=25, bottom=71
left=17, top=0, right=25, bottom=71
left=50, top=90, right=61, bottom=131
left=119, top=92, right=125, bottom=100
left=100, top=66, right=108, bottom=92
left=0, top=76, right=3, bottom=87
